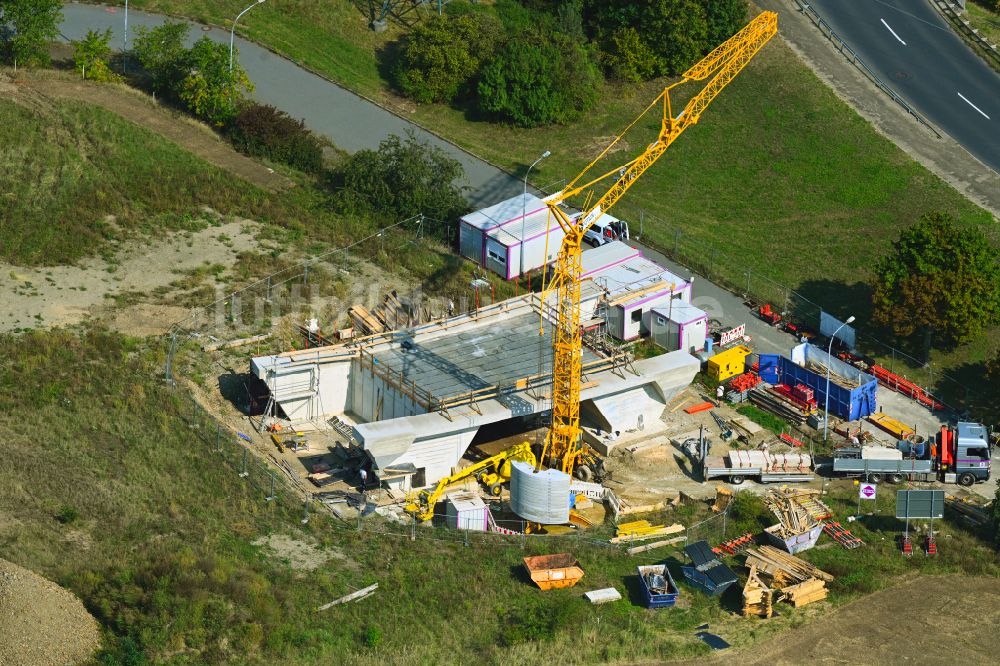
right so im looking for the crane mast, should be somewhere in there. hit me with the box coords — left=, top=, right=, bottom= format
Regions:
left=540, top=12, right=778, bottom=475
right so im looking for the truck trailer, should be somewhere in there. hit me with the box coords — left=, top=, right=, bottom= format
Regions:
left=832, top=422, right=991, bottom=486
left=696, top=434, right=813, bottom=485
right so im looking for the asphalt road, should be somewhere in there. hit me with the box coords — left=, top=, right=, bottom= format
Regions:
left=810, top=0, right=1000, bottom=173
left=58, top=3, right=524, bottom=207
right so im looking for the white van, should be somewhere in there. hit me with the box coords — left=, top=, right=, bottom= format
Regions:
left=583, top=213, right=630, bottom=247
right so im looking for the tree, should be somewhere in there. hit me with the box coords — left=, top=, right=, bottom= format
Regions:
left=583, top=0, right=709, bottom=77
left=131, top=21, right=190, bottom=94
left=478, top=35, right=601, bottom=127
left=702, top=0, right=748, bottom=46
left=73, top=28, right=117, bottom=82
left=603, top=26, right=658, bottom=83
left=177, top=37, right=252, bottom=126
left=0, top=0, right=62, bottom=67
left=338, top=131, right=469, bottom=226
left=393, top=13, right=504, bottom=104
left=871, top=212, right=1000, bottom=349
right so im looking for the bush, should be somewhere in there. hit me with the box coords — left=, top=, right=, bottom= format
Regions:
left=478, top=34, right=601, bottom=127
left=393, top=13, right=504, bottom=104
left=338, top=131, right=469, bottom=226
left=227, top=103, right=323, bottom=173
left=73, top=28, right=118, bottom=82
left=703, top=0, right=749, bottom=46
left=177, top=37, right=253, bottom=126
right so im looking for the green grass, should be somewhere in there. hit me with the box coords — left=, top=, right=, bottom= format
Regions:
left=0, top=98, right=265, bottom=265
left=736, top=403, right=789, bottom=436
left=964, top=2, right=1000, bottom=65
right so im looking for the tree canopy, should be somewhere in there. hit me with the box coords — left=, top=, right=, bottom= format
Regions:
left=73, top=28, right=117, bottom=82
left=871, top=212, right=1000, bottom=348
left=0, top=0, right=62, bottom=67
left=478, top=34, right=600, bottom=127
left=393, top=13, right=504, bottom=104
left=339, top=131, right=469, bottom=228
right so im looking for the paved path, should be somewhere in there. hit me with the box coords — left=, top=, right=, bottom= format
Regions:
left=811, top=0, right=1000, bottom=174
left=58, top=3, right=524, bottom=207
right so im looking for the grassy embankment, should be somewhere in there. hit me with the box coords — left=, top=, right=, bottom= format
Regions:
left=0, top=94, right=500, bottom=306
left=3, top=330, right=999, bottom=663
left=100, top=0, right=999, bottom=404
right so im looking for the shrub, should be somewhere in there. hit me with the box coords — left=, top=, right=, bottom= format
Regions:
left=227, top=103, right=323, bottom=173
left=177, top=37, right=253, bottom=126
left=73, top=28, right=118, bottom=82
left=55, top=505, right=79, bottom=524
left=393, top=13, right=504, bottom=104
left=478, top=34, right=601, bottom=127
left=338, top=131, right=469, bottom=227
left=703, top=0, right=749, bottom=46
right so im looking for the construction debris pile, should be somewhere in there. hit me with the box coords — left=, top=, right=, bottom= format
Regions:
left=742, top=545, right=834, bottom=617
left=763, top=487, right=831, bottom=554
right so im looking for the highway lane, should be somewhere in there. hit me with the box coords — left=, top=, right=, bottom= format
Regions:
left=58, top=3, right=525, bottom=207
left=811, top=0, right=1000, bottom=174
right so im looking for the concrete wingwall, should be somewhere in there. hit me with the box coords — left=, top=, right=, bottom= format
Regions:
left=349, top=359, right=428, bottom=423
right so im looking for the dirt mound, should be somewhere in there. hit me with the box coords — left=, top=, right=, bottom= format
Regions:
left=0, top=558, right=101, bottom=666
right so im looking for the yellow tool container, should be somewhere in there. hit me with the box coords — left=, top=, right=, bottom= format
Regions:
left=707, top=345, right=752, bottom=382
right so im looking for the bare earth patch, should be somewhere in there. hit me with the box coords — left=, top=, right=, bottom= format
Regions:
left=739, top=575, right=1000, bottom=665
left=0, top=219, right=261, bottom=334
left=252, top=533, right=355, bottom=572
left=0, top=557, right=101, bottom=666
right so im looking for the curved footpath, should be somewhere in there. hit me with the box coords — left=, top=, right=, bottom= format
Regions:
left=58, top=2, right=523, bottom=207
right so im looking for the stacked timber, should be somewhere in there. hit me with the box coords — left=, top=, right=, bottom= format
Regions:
left=765, top=488, right=818, bottom=535
left=348, top=305, right=385, bottom=335
left=748, top=386, right=809, bottom=425
left=741, top=564, right=774, bottom=618
left=742, top=545, right=832, bottom=610
left=610, top=521, right=684, bottom=545
left=779, top=578, right=828, bottom=607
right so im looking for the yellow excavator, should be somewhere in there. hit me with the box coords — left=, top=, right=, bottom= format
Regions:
left=405, top=443, right=536, bottom=522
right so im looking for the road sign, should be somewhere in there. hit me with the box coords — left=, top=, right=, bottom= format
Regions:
left=859, top=483, right=877, bottom=500
left=896, top=490, right=944, bottom=520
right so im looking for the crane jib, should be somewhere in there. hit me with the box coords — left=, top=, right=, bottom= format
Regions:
left=540, top=12, right=778, bottom=476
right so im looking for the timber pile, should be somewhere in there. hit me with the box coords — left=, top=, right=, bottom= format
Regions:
left=610, top=521, right=685, bottom=545
left=745, top=545, right=833, bottom=584
left=743, top=545, right=833, bottom=611
left=712, top=487, right=734, bottom=513
left=748, top=387, right=808, bottom=425
left=348, top=305, right=384, bottom=335
left=764, top=488, right=820, bottom=538
left=742, top=564, right=774, bottom=618
left=779, top=578, right=828, bottom=607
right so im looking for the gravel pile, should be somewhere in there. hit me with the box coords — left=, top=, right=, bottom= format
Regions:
left=0, top=558, right=101, bottom=666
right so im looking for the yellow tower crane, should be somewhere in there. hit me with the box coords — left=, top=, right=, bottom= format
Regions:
left=539, top=12, right=778, bottom=476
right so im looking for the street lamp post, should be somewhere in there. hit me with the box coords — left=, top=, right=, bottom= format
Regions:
left=230, top=0, right=266, bottom=72
left=123, top=0, right=128, bottom=73
left=521, top=150, right=551, bottom=279
left=824, top=315, right=856, bottom=442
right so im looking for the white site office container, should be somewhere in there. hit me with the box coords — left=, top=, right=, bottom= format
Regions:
left=650, top=302, right=708, bottom=353
left=459, top=193, right=564, bottom=279
left=445, top=492, right=489, bottom=532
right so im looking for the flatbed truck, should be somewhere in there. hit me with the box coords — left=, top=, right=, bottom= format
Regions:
left=697, top=434, right=813, bottom=485
left=832, top=422, right=990, bottom=487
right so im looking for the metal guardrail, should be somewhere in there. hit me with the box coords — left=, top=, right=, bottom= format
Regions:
left=793, top=0, right=942, bottom=138
left=933, top=0, right=1000, bottom=69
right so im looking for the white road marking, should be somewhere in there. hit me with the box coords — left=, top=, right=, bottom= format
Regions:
left=880, top=18, right=907, bottom=46
left=957, top=92, right=991, bottom=120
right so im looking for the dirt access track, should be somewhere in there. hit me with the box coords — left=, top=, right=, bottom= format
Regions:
left=721, top=575, right=1000, bottom=665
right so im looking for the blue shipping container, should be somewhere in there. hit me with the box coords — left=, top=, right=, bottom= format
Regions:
left=758, top=344, right=877, bottom=421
